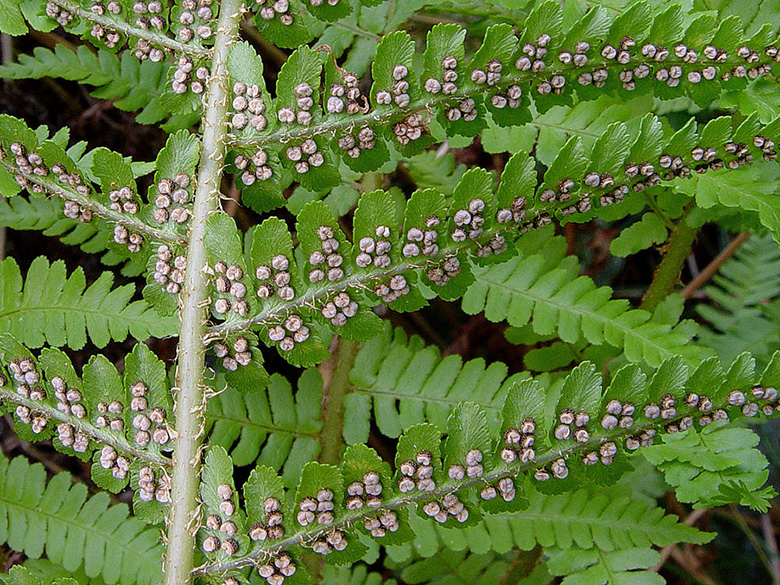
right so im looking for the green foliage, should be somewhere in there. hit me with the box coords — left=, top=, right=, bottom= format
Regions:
left=3, top=1, right=780, bottom=584
left=346, top=323, right=521, bottom=441
left=0, top=256, right=176, bottom=349
left=0, top=452, right=163, bottom=584
left=464, top=228, right=702, bottom=366
left=696, top=234, right=780, bottom=363
left=206, top=370, right=323, bottom=486
left=0, top=46, right=172, bottom=124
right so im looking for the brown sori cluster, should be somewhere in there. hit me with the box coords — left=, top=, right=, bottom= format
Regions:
left=129, top=381, right=170, bottom=448
left=423, top=54, right=458, bottom=96
left=320, top=291, right=358, bottom=327
left=296, top=488, right=334, bottom=528
left=308, top=226, right=344, bottom=284
left=5, top=142, right=48, bottom=194
left=337, top=126, right=376, bottom=159
left=231, top=83, right=268, bottom=133
left=234, top=148, right=273, bottom=185
left=403, top=222, right=441, bottom=259
left=278, top=82, right=316, bottom=127
left=154, top=172, right=192, bottom=224
left=248, top=497, right=285, bottom=542
left=284, top=138, right=324, bottom=175
left=176, top=0, right=215, bottom=42
left=310, top=527, right=349, bottom=554
left=138, top=465, right=171, bottom=503
left=256, top=0, right=294, bottom=26
left=213, top=336, right=253, bottom=370
left=203, top=484, right=240, bottom=556
left=501, top=417, right=537, bottom=467
left=9, top=358, right=48, bottom=433
left=392, top=112, right=428, bottom=146
left=99, top=445, right=131, bottom=480
left=256, top=253, right=295, bottom=302
left=346, top=471, right=384, bottom=511
left=172, top=56, right=208, bottom=95
left=153, top=245, right=187, bottom=295
left=257, top=552, right=296, bottom=585
left=426, top=255, right=461, bottom=287
left=397, top=451, right=435, bottom=493
left=355, top=225, right=393, bottom=269
left=362, top=510, right=398, bottom=537
left=447, top=448, right=485, bottom=483
left=108, top=185, right=140, bottom=214
left=213, top=261, right=249, bottom=317
left=268, top=313, right=310, bottom=352
left=373, top=275, right=409, bottom=304
left=328, top=72, right=368, bottom=116
left=377, top=63, right=412, bottom=108
left=422, top=491, right=468, bottom=524
left=88, top=0, right=122, bottom=47
left=131, top=0, right=166, bottom=30
left=477, top=477, right=517, bottom=503
left=52, top=375, right=89, bottom=452
left=44, top=1, right=74, bottom=26
left=451, top=198, right=487, bottom=244
left=95, top=398, right=125, bottom=432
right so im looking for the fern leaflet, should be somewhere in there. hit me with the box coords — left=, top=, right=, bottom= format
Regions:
left=0, top=452, right=163, bottom=585
left=0, top=257, right=177, bottom=349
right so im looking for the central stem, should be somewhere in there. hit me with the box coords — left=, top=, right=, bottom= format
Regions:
left=163, top=1, right=242, bottom=582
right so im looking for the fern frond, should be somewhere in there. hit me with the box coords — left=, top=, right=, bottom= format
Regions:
left=0, top=195, right=150, bottom=277
left=696, top=233, right=780, bottom=363
left=387, top=485, right=709, bottom=562
left=0, top=114, right=185, bottom=246
left=545, top=547, right=665, bottom=585
left=0, top=46, right=171, bottom=124
left=0, top=256, right=176, bottom=349
left=196, top=348, right=777, bottom=577
left=345, top=323, right=520, bottom=442
left=0, top=566, right=78, bottom=585
left=463, top=228, right=703, bottom=366
left=391, top=549, right=520, bottom=585
left=227, top=11, right=780, bottom=190
left=210, top=104, right=780, bottom=369
left=206, top=371, right=323, bottom=487
left=0, top=452, right=164, bottom=585
left=0, top=335, right=172, bottom=480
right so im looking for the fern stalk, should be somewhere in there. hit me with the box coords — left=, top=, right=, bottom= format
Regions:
left=319, top=337, right=359, bottom=465
left=163, top=0, right=242, bottom=581
left=641, top=216, right=699, bottom=312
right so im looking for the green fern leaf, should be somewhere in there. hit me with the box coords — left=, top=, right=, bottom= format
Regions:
left=0, top=256, right=176, bottom=349
left=696, top=234, right=780, bottom=363
left=463, top=230, right=701, bottom=366
left=0, top=453, right=163, bottom=584
left=0, top=566, right=78, bottom=585
left=346, top=324, right=520, bottom=442
left=207, top=370, right=322, bottom=486
left=546, top=547, right=665, bottom=585
left=0, top=47, right=170, bottom=123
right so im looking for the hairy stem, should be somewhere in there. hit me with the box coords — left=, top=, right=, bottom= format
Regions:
left=163, top=0, right=241, bottom=582
left=54, top=0, right=210, bottom=57
left=318, top=337, right=359, bottom=465
left=640, top=216, right=699, bottom=313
